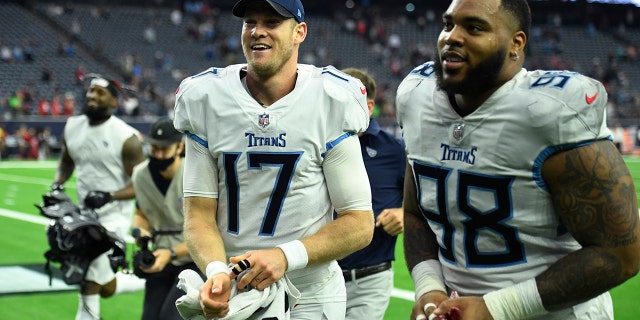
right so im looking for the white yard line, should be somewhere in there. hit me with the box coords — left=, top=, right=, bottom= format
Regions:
left=0, top=207, right=50, bottom=225
left=0, top=173, right=57, bottom=186
left=0, top=160, right=58, bottom=169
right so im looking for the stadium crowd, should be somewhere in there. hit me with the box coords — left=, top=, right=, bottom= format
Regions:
left=2, top=1, right=640, bottom=320
left=1, top=0, right=640, bottom=160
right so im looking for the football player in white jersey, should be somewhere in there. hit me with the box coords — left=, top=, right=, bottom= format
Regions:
left=173, top=0, right=374, bottom=319
left=52, top=76, right=146, bottom=319
left=396, top=0, right=640, bottom=319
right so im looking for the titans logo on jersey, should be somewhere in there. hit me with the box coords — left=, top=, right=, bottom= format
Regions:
left=396, top=66, right=611, bottom=295
left=245, top=132, right=286, bottom=148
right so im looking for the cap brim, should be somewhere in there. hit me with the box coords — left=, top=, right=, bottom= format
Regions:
left=145, top=137, right=182, bottom=146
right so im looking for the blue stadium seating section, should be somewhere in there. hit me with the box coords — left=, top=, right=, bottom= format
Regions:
left=1, top=2, right=639, bottom=126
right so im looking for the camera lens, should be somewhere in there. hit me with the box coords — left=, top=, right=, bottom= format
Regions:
left=140, top=251, right=155, bottom=268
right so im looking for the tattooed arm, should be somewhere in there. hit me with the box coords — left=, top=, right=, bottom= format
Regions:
left=539, top=139, right=640, bottom=311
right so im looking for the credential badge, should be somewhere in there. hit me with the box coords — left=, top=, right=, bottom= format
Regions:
left=452, top=123, right=465, bottom=144
left=258, top=113, right=270, bottom=128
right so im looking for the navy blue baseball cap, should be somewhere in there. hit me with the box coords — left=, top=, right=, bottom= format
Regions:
left=146, top=118, right=183, bottom=146
left=233, top=0, right=305, bottom=23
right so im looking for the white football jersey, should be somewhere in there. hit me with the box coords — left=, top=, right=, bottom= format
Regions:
left=397, top=64, right=612, bottom=296
left=63, top=115, right=139, bottom=237
left=174, top=64, right=369, bottom=259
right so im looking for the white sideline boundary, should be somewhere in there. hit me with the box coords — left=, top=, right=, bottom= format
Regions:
left=0, top=264, right=78, bottom=295
left=0, top=207, right=417, bottom=301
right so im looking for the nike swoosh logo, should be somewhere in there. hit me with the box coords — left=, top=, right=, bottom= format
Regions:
left=360, top=87, right=366, bottom=95
left=585, top=91, right=598, bottom=104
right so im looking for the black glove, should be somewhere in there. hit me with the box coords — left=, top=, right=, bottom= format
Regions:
left=50, top=183, right=65, bottom=192
left=84, top=191, right=112, bottom=209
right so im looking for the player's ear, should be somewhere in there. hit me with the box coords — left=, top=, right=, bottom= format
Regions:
left=293, top=21, right=307, bottom=45
left=367, top=98, right=375, bottom=118
left=511, top=30, right=526, bottom=56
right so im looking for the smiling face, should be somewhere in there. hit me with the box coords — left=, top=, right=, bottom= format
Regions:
left=83, top=84, right=117, bottom=123
left=434, top=0, right=526, bottom=97
left=241, top=1, right=306, bottom=78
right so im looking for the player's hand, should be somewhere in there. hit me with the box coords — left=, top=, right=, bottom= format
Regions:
left=229, top=248, right=287, bottom=291
left=412, top=291, right=449, bottom=320
left=84, top=191, right=112, bottom=209
left=199, top=272, right=232, bottom=318
left=433, top=296, right=492, bottom=320
left=376, top=207, right=404, bottom=236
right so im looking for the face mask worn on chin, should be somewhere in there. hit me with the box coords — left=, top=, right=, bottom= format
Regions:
left=148, top=155, right=176, bottom=173
left=83, top=105, right=111, bottom=122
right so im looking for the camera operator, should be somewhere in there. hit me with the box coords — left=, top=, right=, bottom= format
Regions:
left=131, top=118, right=203, bottom=320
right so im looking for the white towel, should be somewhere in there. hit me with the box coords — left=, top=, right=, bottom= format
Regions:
left=175, top=269, right=300, bottom=320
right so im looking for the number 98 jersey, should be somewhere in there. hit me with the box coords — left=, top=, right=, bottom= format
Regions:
left=396, top=63, right=611, bottom=295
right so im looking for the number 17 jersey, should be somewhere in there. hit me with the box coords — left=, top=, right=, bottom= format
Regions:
left=174, top=64, right=370, bottom=260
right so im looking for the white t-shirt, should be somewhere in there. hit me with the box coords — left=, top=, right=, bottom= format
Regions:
left=64, top=115, right=139, bottom=237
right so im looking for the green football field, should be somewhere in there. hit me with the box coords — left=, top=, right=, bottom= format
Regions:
left=0, top=158, right=638, bottom=319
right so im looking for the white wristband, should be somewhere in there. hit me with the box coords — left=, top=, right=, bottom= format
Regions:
left=276, top=240, right=308, bottom=272
left=205, top=261, right=229, bottom=279
left=411, top=260, right=446, bottom=301
left=483, top=278, right=547, bottom=320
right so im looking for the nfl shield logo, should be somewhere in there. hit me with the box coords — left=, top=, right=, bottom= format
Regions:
left=452, top=123, right=465, bottom=144
left=258, top=113, right=270, bottom=128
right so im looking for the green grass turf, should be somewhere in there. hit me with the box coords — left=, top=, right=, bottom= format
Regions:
left=0, top=159, right=638, bottom=319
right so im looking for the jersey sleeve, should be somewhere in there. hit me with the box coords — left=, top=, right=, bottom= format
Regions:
left=396, top=62, right=434, bottom=130
left=320, top=66, right=370, bottom=134
left=182, top=137, right=218, bottom=198
left=323, top=134, right=372, bottom=213
left=525, top=70, right=611, bottom=146
left=173, top=69, right=220, bottom=198
left=173, top=69, right=218, bottom=148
